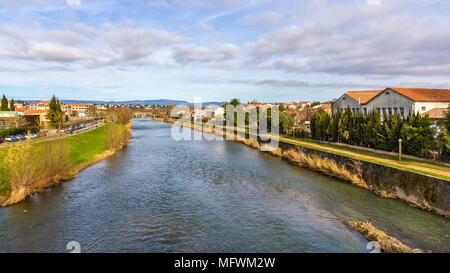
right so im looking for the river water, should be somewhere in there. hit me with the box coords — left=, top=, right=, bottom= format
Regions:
left=0, top=119, right=449, bottom=253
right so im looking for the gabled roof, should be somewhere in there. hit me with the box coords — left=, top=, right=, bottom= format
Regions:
left=345, top=90, right=383, bottom=104
left=386, top=87, right=450, bottom=102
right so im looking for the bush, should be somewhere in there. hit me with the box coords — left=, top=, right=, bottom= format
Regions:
left=293, top=128, right=307, bottom=138
left=0, top=127, right=39, bottom=138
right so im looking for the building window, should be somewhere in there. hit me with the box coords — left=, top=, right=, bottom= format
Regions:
left=376, top=108, right=381, bottom=113
left=422, top=106, right=426, bottom=111
left=1, top=121, right=6, bottom=128
left=388, top=108, right=392, bottom=115
left=356, top=108, right=360, bottom=113
left=386, top=92, right=390, bottom=95
left=394, top=108, right=398, bottom=114
left=363, top=108, right=367, bottom=115
left=382, top=107, right=386, bottom=114
left=400, top=107, right=405, bottom=116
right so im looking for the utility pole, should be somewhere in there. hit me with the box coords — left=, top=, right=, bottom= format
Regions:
left=398, top=139, right=402, bottom=161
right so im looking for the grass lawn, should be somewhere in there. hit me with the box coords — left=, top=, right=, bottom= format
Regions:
left=0, top=125, right=118, bottom=195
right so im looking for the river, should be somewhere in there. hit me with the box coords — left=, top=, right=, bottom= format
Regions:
left=0, top=119, right=449, bottom=252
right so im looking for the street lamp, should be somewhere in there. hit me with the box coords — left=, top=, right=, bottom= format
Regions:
left=398, top=139, right=402, bottom=161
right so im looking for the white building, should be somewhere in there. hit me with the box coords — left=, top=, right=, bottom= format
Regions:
left=332, top=87, right=450, bottom=116
left=332, top=90, right=383, bottom=114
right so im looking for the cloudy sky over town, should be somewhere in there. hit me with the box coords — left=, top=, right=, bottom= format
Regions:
left=0, top=0, right=449, bottom=102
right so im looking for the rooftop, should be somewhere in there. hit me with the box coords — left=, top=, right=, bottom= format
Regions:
left=421, top=108, right=448, bottom=119
left=387, top=87, right=450, bottom=102
left=345, top=90, right=383, bottom=104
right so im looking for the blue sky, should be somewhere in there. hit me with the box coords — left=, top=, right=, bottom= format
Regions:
left=0, top=0, right=449, bottom=102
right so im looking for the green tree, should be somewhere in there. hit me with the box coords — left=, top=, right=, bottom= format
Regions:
left=1, top=94, right=9, bottom=111
left=438, top=106, right=450, bottom=162
left=46, top=95, right=63, bottom=129
left=9, top=98, right=15, bottom=111
left=230, top=98, right=241, bottom=107
left=400, top=113, right=436, bottom=157
left=279, top=112, right=294, bottom=134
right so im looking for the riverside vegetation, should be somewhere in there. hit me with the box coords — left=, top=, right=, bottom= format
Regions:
left=311, top=106, right=450, bottom=162
left=0, top=108, right=132, bottom=207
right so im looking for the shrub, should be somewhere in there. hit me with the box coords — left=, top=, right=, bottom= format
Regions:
left=0, top=127, right=39, bottom=138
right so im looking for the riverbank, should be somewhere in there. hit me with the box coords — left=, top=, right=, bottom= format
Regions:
left=346, top=221, right=431, bottom=253
left=153, top=118, right=450, bottom=217
left=0, top=123, right=131, bottom=207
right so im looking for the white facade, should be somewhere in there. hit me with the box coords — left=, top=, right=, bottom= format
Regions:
left=214, top=106, right=224, bottom=117
left=332, top=94, right=363, bottom=113
left=366, top=88, right=450, bottom=116
left=333, top=88, right=450, bottom=116
left=413, top=102, right=450, bottom=115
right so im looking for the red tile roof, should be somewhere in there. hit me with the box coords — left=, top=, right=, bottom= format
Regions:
left=387, top=87, right=450, bottom=102
left=421, top=108, right=448, bottom=119
left=345, top=90, right=383, bottom=104
left=15, top=107, right=25, bottom=112
left=24, top=109, right=47, bottom=114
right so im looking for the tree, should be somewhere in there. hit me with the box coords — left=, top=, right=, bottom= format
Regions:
left=9, top=98, right=15, bottom=111
left=279, top=112, right=294, bottom=134
left=438, top=106, right=450, bottom=162
left=1, top=94, right=9, bottom=111
left=46, top=95, right=63, bottom=129
left=230, top=98, right=241, bottom=107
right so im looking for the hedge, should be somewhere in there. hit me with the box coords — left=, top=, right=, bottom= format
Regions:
left=0, top=127, right=40, bottom=138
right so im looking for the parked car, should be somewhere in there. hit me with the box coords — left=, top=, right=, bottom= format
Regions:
left=5, top=136, right=17, bottom=142
left=17, top=134, right=26, bottom=140
left=0, top=138, right=4, bottom=144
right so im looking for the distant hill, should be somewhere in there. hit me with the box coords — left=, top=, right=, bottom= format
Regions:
left=25, top=99, right=226, bottom=106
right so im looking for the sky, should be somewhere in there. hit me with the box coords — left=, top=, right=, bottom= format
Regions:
left=0, top=0, right=449, bottom=102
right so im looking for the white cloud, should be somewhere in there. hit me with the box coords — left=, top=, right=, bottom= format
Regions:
left=42, top=30, right=88, bottom=46
left=198, top=23, right=214, bottom=31
left=366, top=0, right=381, bottom=6
left=96, top=27, right=187, bottom=66
left=247, top=1, right=450, bottom=76
left=149, top=0, right=172, bottom=9
left=239, top=11, right=283, bottom=28
left=66, top=0, right=81, bottom=7
left=174, top=43, right=239, bottom=63
left=2, top=42, right=90, bottom=62
left=273, top=59, right=305, bottom=72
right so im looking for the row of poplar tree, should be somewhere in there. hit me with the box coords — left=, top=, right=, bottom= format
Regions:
left=310, top=107, right=450, bottom=161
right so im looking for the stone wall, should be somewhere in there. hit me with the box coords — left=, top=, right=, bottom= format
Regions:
left=276, top=140, right=450, bottom=217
